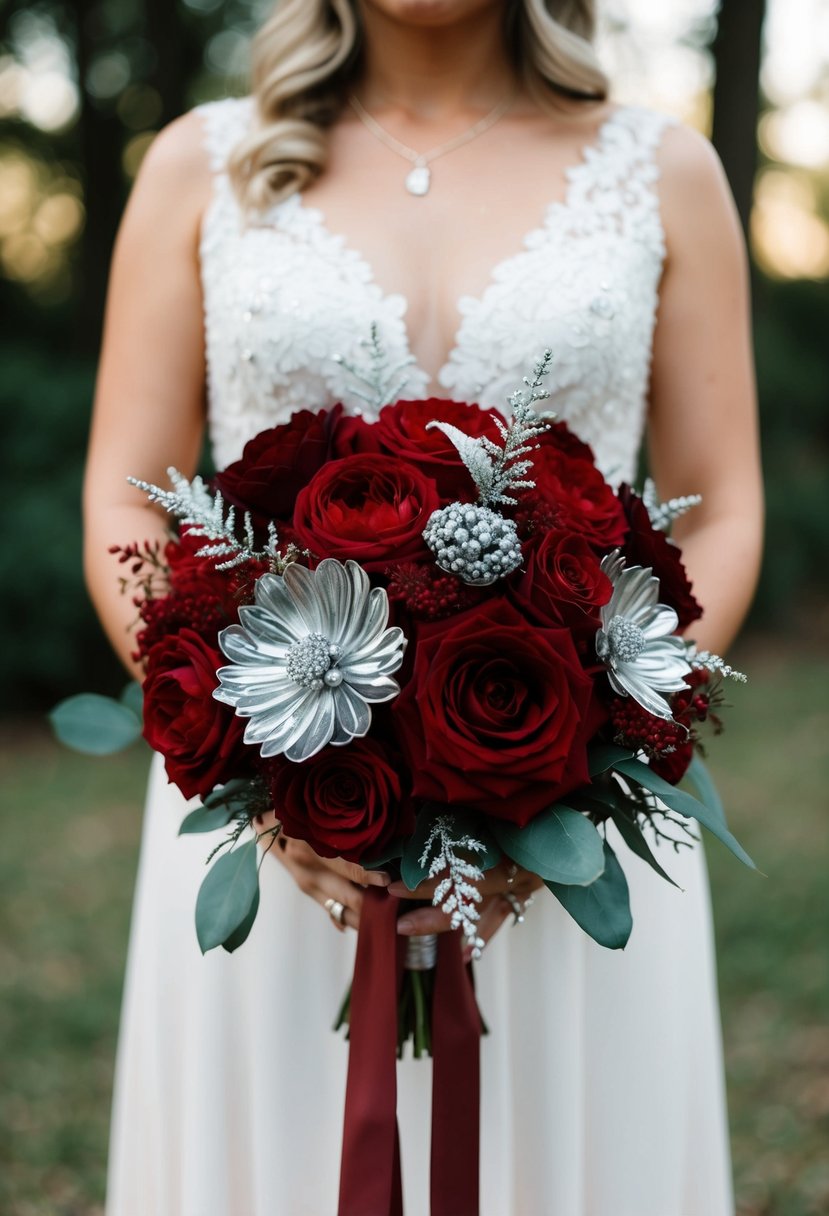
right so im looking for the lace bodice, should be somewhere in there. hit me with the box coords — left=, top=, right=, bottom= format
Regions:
left=197, top=97, right=676, bottom=484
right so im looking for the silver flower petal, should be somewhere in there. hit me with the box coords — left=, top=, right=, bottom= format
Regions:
left=597, top=550, right=692, bottom=721
left=213, top=558, right=407, bottom=760
left=640, top=604, right=680, bottom=640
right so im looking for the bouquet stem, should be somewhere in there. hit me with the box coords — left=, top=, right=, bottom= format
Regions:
left=334, top=924, right=439, bottom=1058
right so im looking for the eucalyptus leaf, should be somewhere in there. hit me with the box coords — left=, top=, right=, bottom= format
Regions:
left=609, top=808, right=681, bottom=889
left=221, top=884, right=260, bottom=953
left=179, top=804, right=238, bottom=835
left=491, top=806, right=605, bottom=886
left=443, top=809, right=502, bottom=872
left=588, top=743, right=636, bottom=777
left=546, top=840, right=632, bottom=949
left=119, top=681, right=144, bottom=722
left=363, top=838, right=406, bottom=870
left=203, top=778, right=255, bottom=811
left=195, top=839, right=259, bottom=953
left=684, top=755, right=726, bottom=827
left=49, top=693, right=142, bottom=755
left=401, top=806, right=441, bottom=890
left=614, top=757, right=756, bottom=869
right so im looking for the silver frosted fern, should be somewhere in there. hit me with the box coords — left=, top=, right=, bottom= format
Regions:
left=213, top=559, right=406, bottom=762
left=595, top=551, right=692, bottom=720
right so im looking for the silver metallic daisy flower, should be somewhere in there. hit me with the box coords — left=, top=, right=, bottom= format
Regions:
left=596, top=551, right=692, bottom=720
left=213, top=559, right=406, bottom=762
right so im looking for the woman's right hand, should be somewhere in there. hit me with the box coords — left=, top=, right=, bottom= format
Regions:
left=255, top=810, right=390, bottom=931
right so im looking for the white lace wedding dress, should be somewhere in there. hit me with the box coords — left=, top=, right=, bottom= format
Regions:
left=106, top=97, right=734, bottom=1216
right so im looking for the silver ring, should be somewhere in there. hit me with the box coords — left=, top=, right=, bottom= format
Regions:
left=324, top=898, right=347, bottom=931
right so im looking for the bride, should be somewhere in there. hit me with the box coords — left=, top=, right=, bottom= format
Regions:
left=83, top=1, right=763, bottom=1212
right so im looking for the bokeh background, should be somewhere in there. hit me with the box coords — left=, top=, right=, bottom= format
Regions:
left=0, top=1, right=827, bottom=1213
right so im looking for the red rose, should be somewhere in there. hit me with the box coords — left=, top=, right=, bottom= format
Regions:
left=619, top=487, right=702, bottom=630
left=266, top=738, right=413, bottom=863
left=393, top=599, right=603, bottom=824
left=142, top=628, right=250, bottom=800
left=513, top=530, right=612, bottom=644
left=330, top=411, right=384, bottom=457
left=522, top=446, right=627, bottom=549
left=373, top=398, right=503, bottom=500
left=213, top=406, right=345, bottom=526
left=292, top=454, right=440, bottom=570
left=536, top=419, right=598, bottom=464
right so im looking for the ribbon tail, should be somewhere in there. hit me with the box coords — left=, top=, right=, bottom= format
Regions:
left=339, top=886, right=406, bottom=1216
left=431, top=932, right=482, bottom=1216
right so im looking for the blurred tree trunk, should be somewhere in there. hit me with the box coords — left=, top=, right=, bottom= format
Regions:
left=145, top=0, right=190, bottom=125
left=710, top=0, right=767, bottom=239
left=73, top=0, right=125, bottom=356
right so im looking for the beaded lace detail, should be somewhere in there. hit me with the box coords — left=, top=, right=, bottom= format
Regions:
left=197, top=96, right=676, bottom=483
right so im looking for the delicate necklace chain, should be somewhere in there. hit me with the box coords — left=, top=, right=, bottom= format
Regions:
left=348, top=89, right=515, bottom=196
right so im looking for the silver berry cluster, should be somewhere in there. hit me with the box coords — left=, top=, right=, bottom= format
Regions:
left=422, top=503, right=522, bottom=586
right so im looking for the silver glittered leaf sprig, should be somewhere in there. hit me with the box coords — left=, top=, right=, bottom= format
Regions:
left=128, top=467, right=278, bottom=571
left=422, top=351, right=556, bottom=585
left=428, top=348, right=556, bottom=508
left=332, top=321, right=417, bottom=411
left=642, top=478, right=703, bottom=533
left=419, top=815, right=486, bottom=957
left=687, top=647, right=747, bottom=683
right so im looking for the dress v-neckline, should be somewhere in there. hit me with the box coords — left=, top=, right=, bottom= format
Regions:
left=261, top=104, right=630, bottom=394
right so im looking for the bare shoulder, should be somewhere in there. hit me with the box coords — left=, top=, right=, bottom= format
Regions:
left=653, top=119, right=745, bottom=265
left=134, top=108, right=213, bottom=200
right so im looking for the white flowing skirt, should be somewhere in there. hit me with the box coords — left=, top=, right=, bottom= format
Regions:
left=106, top=753, right=734, bottom=1216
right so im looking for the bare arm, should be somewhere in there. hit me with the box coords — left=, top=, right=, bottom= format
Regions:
left=649, top=124, right=764, bottom=655
left=82, top=112, right=211, bottom=679
left=82, top=116, right=387, bottom=917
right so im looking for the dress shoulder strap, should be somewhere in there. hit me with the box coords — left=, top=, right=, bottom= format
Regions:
left=195, top=95, right=256, bottom=176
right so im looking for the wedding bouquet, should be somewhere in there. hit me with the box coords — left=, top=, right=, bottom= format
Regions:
left=56, top=345, right=752, bottom=964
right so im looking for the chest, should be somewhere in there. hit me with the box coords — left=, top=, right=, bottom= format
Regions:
left=198, top=98, right=673, bottom=482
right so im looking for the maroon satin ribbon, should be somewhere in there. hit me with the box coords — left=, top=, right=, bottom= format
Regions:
left=338, top=887, right=481, bottom=1216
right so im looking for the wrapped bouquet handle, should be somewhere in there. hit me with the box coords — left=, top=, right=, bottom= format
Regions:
left=338, top=887, right=481, bottom=1216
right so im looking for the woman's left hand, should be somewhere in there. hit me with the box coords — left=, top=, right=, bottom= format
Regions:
left=387, top=859, right=544, bottom=962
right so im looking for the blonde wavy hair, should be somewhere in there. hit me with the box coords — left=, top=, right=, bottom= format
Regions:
left=229, top=0, right=609, bottom=212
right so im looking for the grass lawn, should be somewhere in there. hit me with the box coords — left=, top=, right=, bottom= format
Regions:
left=0, top=637, right=827, bottom=1215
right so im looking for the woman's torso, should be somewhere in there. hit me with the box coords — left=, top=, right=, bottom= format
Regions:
left=197, top=95, right=676, bottom=482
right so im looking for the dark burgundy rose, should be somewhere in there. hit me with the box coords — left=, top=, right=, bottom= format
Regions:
left=513, top=529, right=612, bottom=645
left=618, top=486, right=702, bottom=630
left=373, top=398, right=503, bottom=500
left=393, top=599, right=605, bottom=824
left=213, top=405, right=345, bottom=526
left=536, top=419, right=597, bottom=464
left=266, top=738, right=413, bottom=863
left=292, top=454, right=440, bottom=570
left=329, top=411, right=384, bottom=457
left=523, top=445, right=627, bottom=550
left=142, top=628, right=250, bottom=800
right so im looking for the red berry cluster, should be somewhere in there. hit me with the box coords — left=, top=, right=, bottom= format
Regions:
left=109, top=540, right=164, bottom=577
left=134, top=593, right=227, bottom=664
left=673, top=668, right=722, bottom=732
left=610, top=695, right=689, bottom=759
left=386, top=562, right=480, bottom=621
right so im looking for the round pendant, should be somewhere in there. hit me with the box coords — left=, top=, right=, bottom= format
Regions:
left=405, top=164, right=431, bottom=196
